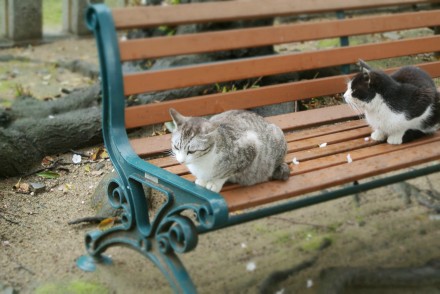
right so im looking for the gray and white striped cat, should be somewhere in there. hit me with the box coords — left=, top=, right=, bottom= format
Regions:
left=169, top=108, right=290, bottom=192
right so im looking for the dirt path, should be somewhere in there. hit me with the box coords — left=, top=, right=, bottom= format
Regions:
left=1, top=157, right=439, bottom=293
left=0, top=38, right=97, bottom=104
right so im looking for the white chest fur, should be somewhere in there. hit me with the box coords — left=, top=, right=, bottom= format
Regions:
left=186, top=148, right=218, bottom=181
left=365, top=94, right=432, bottom=134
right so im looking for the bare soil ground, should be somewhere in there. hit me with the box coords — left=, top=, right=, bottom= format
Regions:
left=1, top=36, right=440, bottom=294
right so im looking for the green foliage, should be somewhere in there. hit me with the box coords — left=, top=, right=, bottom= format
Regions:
left=158, top=25, right=177, bottom=36
left=35, top=281, right=108, bottom=294
left=215, top=83, right=237, bottom=93
left=253, top=223, right=270, bottom=234
left=43, top=0, right=62, bottom=28
left=0, top=99, right=12, bottom=108
left=43, top=0, right=123, bottom=29
left=215, top=77, right=261, bottom=94
left=37, top=171, right=60, bottom=179
left=301, top=235, right=333, bottom=252
left=317, top=38, right=340, bottom=49
left=14, top=84, right=32, bottom=97
left=274, top=231, right=292, bottom=244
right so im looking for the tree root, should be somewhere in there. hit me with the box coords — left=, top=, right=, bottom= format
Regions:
left=317, top=258, right=440, bottom=293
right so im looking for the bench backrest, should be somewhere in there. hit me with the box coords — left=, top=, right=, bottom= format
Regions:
left=96, top=0, right=440, bottom=132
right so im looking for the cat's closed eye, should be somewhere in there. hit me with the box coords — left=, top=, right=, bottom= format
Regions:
left=188, top=147, right=210, bottom=155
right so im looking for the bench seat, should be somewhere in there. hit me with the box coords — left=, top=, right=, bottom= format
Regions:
left=137, top=106, right=440, bottom=212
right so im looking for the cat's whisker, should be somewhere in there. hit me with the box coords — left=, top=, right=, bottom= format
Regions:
left=346, top=102, right=364, bottom=118
left=163, top=149, right=175, bottom=157
left=354, top=106, right=364, bottom=119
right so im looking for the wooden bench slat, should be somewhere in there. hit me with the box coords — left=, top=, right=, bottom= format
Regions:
left=290, top=137, right=378, bottom=162
left=267, top=105, right=356, bottom=131
left=221, top=140, right=440, bottom=212
left=130, top=104, right=356, bottom=156
left=287, top=127, right=372, bottom=153
left=124, top=74, right=350, bottom=128
left=289, top=132, right=440, bottom=177
left=285, top=120, right=367, bottom=142
left=112, top=0, right=435, bottom=29
left=123, top=35, right=440, bottom=95
left=119, top=10, right=440, bottom=60
left=124, top=61, right=440, bottom=128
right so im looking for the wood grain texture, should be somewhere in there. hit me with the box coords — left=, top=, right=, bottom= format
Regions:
left=124, top=61, right=440, bottom=128
left=221, top=139, right=440, bottom=211
left=119, top=10, right=440, bottom=60
left=113, top=0, right=436, bottom=29
left=123, top=36, right=440, bottom=95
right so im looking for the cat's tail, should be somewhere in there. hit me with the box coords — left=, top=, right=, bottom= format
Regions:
left=272, top=163, right=290, bottom=181
left=402, top=129, right=428, bottom=143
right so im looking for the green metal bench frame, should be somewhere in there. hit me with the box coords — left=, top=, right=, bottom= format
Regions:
left=77, top=3, right=440, bottom=293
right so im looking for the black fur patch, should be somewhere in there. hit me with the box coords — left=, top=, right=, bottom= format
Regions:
left=402, top=129, right=428, bottom=143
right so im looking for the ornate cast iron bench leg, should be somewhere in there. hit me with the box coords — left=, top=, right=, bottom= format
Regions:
left=77, top=173, right=200, bottom=292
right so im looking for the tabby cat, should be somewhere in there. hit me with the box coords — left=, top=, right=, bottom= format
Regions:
left=343, top=59, right=440, bottom=144
left=169, top=108, right=290, bottom=192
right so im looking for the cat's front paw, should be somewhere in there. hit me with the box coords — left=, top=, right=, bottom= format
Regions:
left=387, top=135, right=403, bottom=145
left=371, top=130, right=386, bottom=141
left=205, top=181, right=221, bottom=193
left=204, top=178, right=228, bottom=193
left=195, top=178, right=207, bottom=187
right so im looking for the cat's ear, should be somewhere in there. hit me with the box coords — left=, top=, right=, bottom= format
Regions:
left=358, top=59, right=372, bottom=72
left=362, top=68, right=371, bottom=85
left=169, top=108, right=188, bottom=128
left=358, top=59, right=371, bottom=85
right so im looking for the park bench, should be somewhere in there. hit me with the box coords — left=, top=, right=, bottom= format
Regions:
left=77, top=0, right=440, bottom=292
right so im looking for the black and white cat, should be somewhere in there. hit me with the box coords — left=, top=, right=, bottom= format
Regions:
left=343, top=59, right=440, bottom=144
left=169, top=108, right=290, bottom=192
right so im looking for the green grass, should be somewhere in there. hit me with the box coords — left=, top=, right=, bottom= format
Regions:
left=35, top=281, right=108, bottom=294
left=43, top=0, right=124, bottom=29
left=317, top=38, right=340, bottom=49
left=301, top=235, right=333, bottom=252
left=43, top=0, right=62, bottom=28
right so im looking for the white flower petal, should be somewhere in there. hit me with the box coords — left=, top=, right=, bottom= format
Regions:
left=347, top=154, right=353, bottom=163
left=246, top=261, right=256, bottom=272
left=292, top=157, right=300, bottom=165
left=72, top=154, right=82, bottom=164
left=307, top=279, right=313, bottom=288
left=319, top=143, right=327, bottom=148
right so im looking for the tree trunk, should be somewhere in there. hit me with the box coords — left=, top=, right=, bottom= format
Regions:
left=0, top=85, right=102, bottom=177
